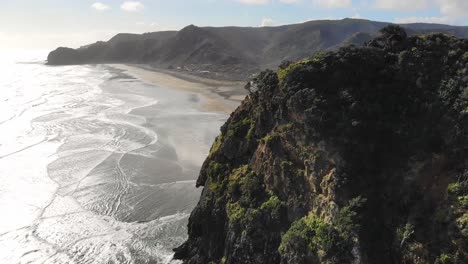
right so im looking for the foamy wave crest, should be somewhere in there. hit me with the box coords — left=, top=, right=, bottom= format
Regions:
left=0, top=61, right=186, bottom=264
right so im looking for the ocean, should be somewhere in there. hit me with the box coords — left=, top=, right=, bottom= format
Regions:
left=0, top=51, right=227, bottom=263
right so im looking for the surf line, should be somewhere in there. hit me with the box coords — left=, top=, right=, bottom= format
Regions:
left=0, top=114, right=16, bottom=126
left=0, top=138, right=48, bottom=160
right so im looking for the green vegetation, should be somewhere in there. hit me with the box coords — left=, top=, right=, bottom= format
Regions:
left=260, top=124, right=293, bottom=144
left=226, top=190, right=285, bottom=228
left=430, top=177, right=468, bottom=262
left=260, top=194, right=285, bottom=220
left=277, top=52, right=326, bottom=81
left=261, top=132, right=278, bottom=144
left=279, top=212, right=354, bottom=263
left=226, top=202, right=246, bottom=224
left=226, top=165, right=249, bottom=196
left=208, top=180, right=220, bottom=192
left=279, top=198, right=363, bottom=263
left=206, top=161, right=225, bottom=179
left=436, top=254, right=452, bottom=264
left=396, top=223, right=415, bottom=248
left=335, top=197, right=365, bottom=237
left=228, top=118, right=252, bottom=137
left=277, top=62, right=301, bottom=82
left=246, top=121, right=255, bottom=140
left=224, top=165, right=285, bottom=232
left=463, top=51, right=468, bottom=60
left=459, top=195, right=468, bottom=207
left=279, top=213, right=332, bottom=250
left=277, top=56, right=318, bottom=82
left=241, top=117, right=251, bottom=126
left=448, top=181, right=468, bottom=196
left=209, top=135, right=223, bottom=157
left=176, top=26, right=468, bottom=264
left=229, top=165, right=249, bottom=181
left=310, top=52, right=327, bottom=63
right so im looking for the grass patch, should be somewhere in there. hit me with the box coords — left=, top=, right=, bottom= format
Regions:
left=209, top=135, right=223, bottom=157
left=226, top=202, right=245, bottom=224
left=277, top=55, right=322, bottom=82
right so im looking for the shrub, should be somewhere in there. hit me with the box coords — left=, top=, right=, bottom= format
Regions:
left=226, top=202, right=245, bottom=225
left=260, top=195, right=285, bottom=220
left=279, top=212, right=355, bottom=263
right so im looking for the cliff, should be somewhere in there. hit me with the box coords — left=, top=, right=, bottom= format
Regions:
left=47, top=19, right=468, bottom=81
left=174, top=26, right=468, bottom=263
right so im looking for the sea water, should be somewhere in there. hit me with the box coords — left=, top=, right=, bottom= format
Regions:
left=0, top=51, right=226, bottom=263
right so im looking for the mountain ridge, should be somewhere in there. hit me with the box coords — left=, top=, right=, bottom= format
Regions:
left=47, top=18, right=468, bottom=80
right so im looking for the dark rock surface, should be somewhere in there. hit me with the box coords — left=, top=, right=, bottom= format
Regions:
left=174, top=26, right=468, bottom=264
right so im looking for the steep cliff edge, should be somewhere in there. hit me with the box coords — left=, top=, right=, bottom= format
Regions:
left=174, top=26, right=468, bottom=264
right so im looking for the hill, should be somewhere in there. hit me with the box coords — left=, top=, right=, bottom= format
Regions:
left=173, top=26, right=468, bottom=264
left=47, top=19, right=468, bottom=80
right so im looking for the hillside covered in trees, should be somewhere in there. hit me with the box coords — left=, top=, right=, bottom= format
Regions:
left=47, top=19, right=468, bottom=81
left=174, top=26, right=468, bottom=263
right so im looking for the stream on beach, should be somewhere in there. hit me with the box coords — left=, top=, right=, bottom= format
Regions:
left=0, top=52, right=229, bottom=263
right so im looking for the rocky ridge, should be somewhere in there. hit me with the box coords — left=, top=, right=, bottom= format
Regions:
left=174, top=26, right=468, bottom=264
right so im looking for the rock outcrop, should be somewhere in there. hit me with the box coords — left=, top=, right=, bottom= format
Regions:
left=174, top=26, right=468, bottom=264
left=47, top=47, right=83, bottom=65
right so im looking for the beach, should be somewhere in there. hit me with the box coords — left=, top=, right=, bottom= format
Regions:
left=0, top=59, right=246, bottom=263
left=113, top=64, right=247, bottom=113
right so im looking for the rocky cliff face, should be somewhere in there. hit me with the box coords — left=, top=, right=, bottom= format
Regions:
left=174, top=26, right=468, bottom=264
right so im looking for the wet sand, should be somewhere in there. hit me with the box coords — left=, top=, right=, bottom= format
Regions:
left=94, top=65, right=236, bottom=222
left=0, top=61, right=244, bottom=263
left=112, top=64, right=248, bottom=114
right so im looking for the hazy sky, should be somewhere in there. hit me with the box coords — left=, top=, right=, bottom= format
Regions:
left=1, top=0, right=467, bottom=50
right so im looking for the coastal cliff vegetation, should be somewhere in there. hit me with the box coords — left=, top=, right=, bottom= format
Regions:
left=174, top=26, right=468, bottom=264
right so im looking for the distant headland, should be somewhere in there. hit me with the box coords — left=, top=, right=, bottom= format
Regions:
left=47, top=18, right=468, bottom=81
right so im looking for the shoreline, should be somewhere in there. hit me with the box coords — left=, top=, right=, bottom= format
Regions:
left=110, top=64, right=248, bottom=114
left=1, top=59, right=231, bottom=263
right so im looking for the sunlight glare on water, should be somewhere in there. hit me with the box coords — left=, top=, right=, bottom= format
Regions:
left=0, top=51, right=225, bottom=263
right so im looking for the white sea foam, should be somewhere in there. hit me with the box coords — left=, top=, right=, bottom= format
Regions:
left=0, top=53, right=217, bottom=263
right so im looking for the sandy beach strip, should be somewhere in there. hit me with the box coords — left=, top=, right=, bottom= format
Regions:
left=111, top=64, right=248, bottom=114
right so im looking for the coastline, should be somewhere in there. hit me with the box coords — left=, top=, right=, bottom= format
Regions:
left=110, top=64, right=248, bottom=114
left=0, top=60, right=246, bottom=263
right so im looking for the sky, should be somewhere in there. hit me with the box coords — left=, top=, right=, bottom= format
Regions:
left=0, top=0, right=467, bottom=50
